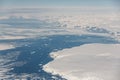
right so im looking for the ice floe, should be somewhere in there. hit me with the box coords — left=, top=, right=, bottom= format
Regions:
left=44, top=44, right=120, bottom=80
left=0, top=44, right=14, bottom=50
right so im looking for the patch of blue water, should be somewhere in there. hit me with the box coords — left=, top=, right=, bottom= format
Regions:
left=0, top=34, right=119, bottom=79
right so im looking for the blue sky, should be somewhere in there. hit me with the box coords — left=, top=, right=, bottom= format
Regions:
left=0, top=0, right=119, bottom=8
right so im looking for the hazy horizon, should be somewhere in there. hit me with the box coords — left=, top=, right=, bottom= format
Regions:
left=0, top=0, right=119, bottom=8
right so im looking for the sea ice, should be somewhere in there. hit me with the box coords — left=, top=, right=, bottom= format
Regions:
left=44, top=44, right=120, bottom=80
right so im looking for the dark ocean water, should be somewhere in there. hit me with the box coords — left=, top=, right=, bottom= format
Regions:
left=0, top=34, right=119, bottom=80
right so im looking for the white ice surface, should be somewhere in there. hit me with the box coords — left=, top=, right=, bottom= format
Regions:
left=43, top=44, right=120, bottom=80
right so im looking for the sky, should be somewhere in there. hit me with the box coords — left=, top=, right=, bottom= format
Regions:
left=0, top=0, right=119, bottom=8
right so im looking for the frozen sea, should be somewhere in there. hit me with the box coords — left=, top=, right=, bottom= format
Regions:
left=0, top=15, right=120, bottom=80
left=0, top=34, right=119, bottom=79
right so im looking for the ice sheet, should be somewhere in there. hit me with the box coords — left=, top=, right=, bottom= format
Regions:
left=44, top=44, right=120, bottom=80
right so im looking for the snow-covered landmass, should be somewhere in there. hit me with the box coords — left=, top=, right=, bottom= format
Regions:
left=0, top=44, right=14, bottom=50
left=44, top=44, right=120, bottom=80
